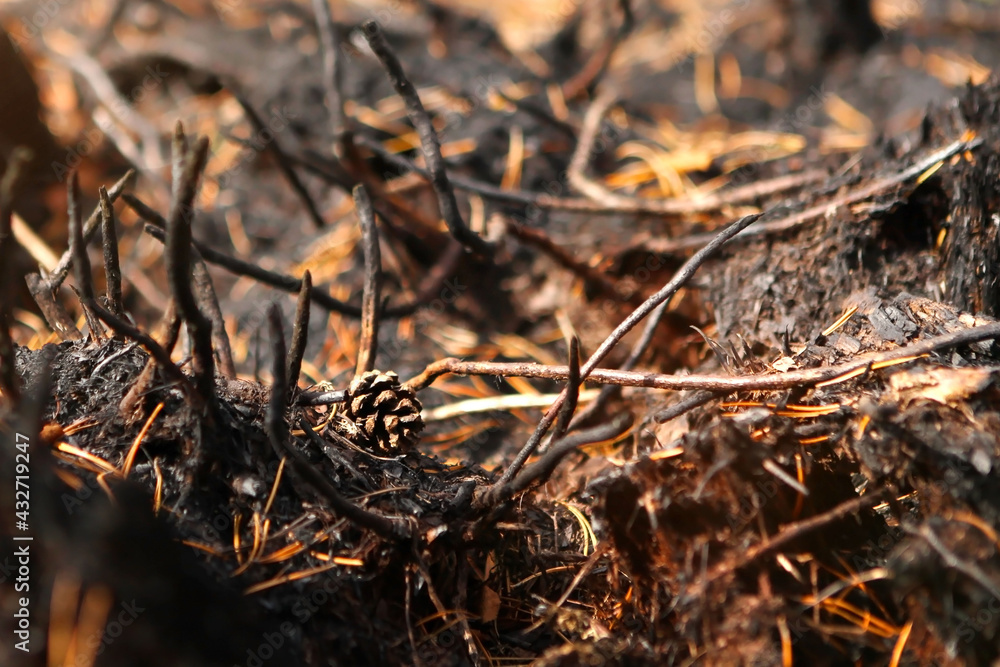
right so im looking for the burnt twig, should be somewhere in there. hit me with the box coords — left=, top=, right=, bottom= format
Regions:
left=652, top=390, right=719, bottom=423
left=98, top=186, right=124, bottom=318
left=310, top=0, right=348, bottom=153
left=468, top=213, right=761, bottom=504
left=353, top=133, right=826, bottom=216
left=166, top=136, right=216, bottom=405
left=129, top=193, right=464, bottom=319
left=354, top=185, right=382, bottom=377
left=501, top=424, right=622, bottom=510
left=191, top=254, right=236, bottom=378
left=407, top=317, right=1000, bottom=394
left=910, top=522, right=1000, bottom=603
left=290, top=144, right=453, bottom=237
left=567, top=88, right=631, bottom=207
left=54, top=50, right=165, bottom=174
left=296, top=388, right=346, bottom=406
left=68, top=172, right=94, bottom=302
left=551, top=336, right=581, bottom=441
left=568, top=300, right=668, bottom=429
left=266, top=304, right=291, bottom=438
left=171, top=121, right=188, bottom=194
left=700, top=487, right=893, bottom=590
left=68, top=172, right=104, bottom=338
left=487, top=415, right=631, bottom=507
left=361, top=20, right=491, bottom=256
left=130, top=195, right=361, bottom=315
left=231, top=92, right=327, bottom=230
left=287, top=271, right=312, bottom=402
left=48, top=169, right=136, bottom=290
left=0, top=146, right=31, bottom=227
left=139, top=221, right=236, bottom=378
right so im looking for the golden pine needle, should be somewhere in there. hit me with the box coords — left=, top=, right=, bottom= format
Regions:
left=122, top=402, right=163, bottom=477
left=890, top=621, right=914, bottom=667
left=56, top=442, right=117, bottom=474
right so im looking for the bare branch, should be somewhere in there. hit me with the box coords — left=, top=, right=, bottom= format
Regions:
left=166, top=135, right=216, bottom=404
left=232, top=92, right=327, bottom=230
left=48, top=169, right=136, bottom=289
left=287, top=271, right=312, bottom=402
left=99, top=186, right=124, bottom=318
left=68, top=171, right=104, bottom=338
left=361, top=20, right=491, bottom=256
left=310, top=0, right=348, bottom=152
left=354, top=185, right=382, bottom=377
left=551, top=336, right=580, bottom=441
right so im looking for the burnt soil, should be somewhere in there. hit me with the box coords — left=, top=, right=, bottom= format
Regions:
left=5, top=1, right=1000, bottom=665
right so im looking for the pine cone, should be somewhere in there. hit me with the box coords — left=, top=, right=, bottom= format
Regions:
left=343, top=370, right=423, bottom=454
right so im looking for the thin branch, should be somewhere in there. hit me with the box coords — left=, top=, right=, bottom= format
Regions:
left=407, top=318, right=1000, bottom=393
left=566, top=88, right=631, bottom=207
left=287, top=271, right=312, bottom=403
left=68, top=172, right=94, bottom=302
left=129, top=193, right=464, bottom=319
left=353, top=133, right=826, bottom=216
left=551, top=336, right=581, bottom=441
left=568, top=300, right=669, bottom=429
left=266, top=304, right=291, bottom=437
left=911, top=522, right=1000, bottom=603
left=290, top=144, right=454, bottom=238
left=354, top=185, right=382, bottom=376
left=361, top=19, right=491, bottom=256
left=166, top=135, right=216, bottom=404
left=0, top=147, right=31, bottom=229
left=651, top=390, right=718, bottom=423
left=637, top=135, right=984, bottom=254
left=68, top=172, right=104, bottom=338
left=700, top=487, right=893, bottom=590
left=406, top=239, right=466, bottom=313
left=191, top=252, right=236, bottom=378
left=131, top=196, right=355, bottom=316
left=138, top=221, right=236, bottom=378
left=54, top=50, right=165, bottom=173
left=48, top=169, right=136, bottom=290
left=487, top=415, right=631, bottom=506
left=310, top=0, right=348, bottom=153
left=572, top=213, right=761, bottom=380
left=454, top=558, right=479, bottom=664
left=231, top=92, right=326, bottom=229
left=495, top=89, right=578, bottom=139
left=468, top=213, right=761, bottom=501
left=99, top=186, right=124, bottom=318
left=296, top=388, right=346, bottom=406
left=404, top=568, right=424, bottom=667
left=171, top=121, right=189, bottom=195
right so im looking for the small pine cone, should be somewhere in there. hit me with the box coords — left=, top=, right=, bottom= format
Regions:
left=343, top=370, right=423, bottom=454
